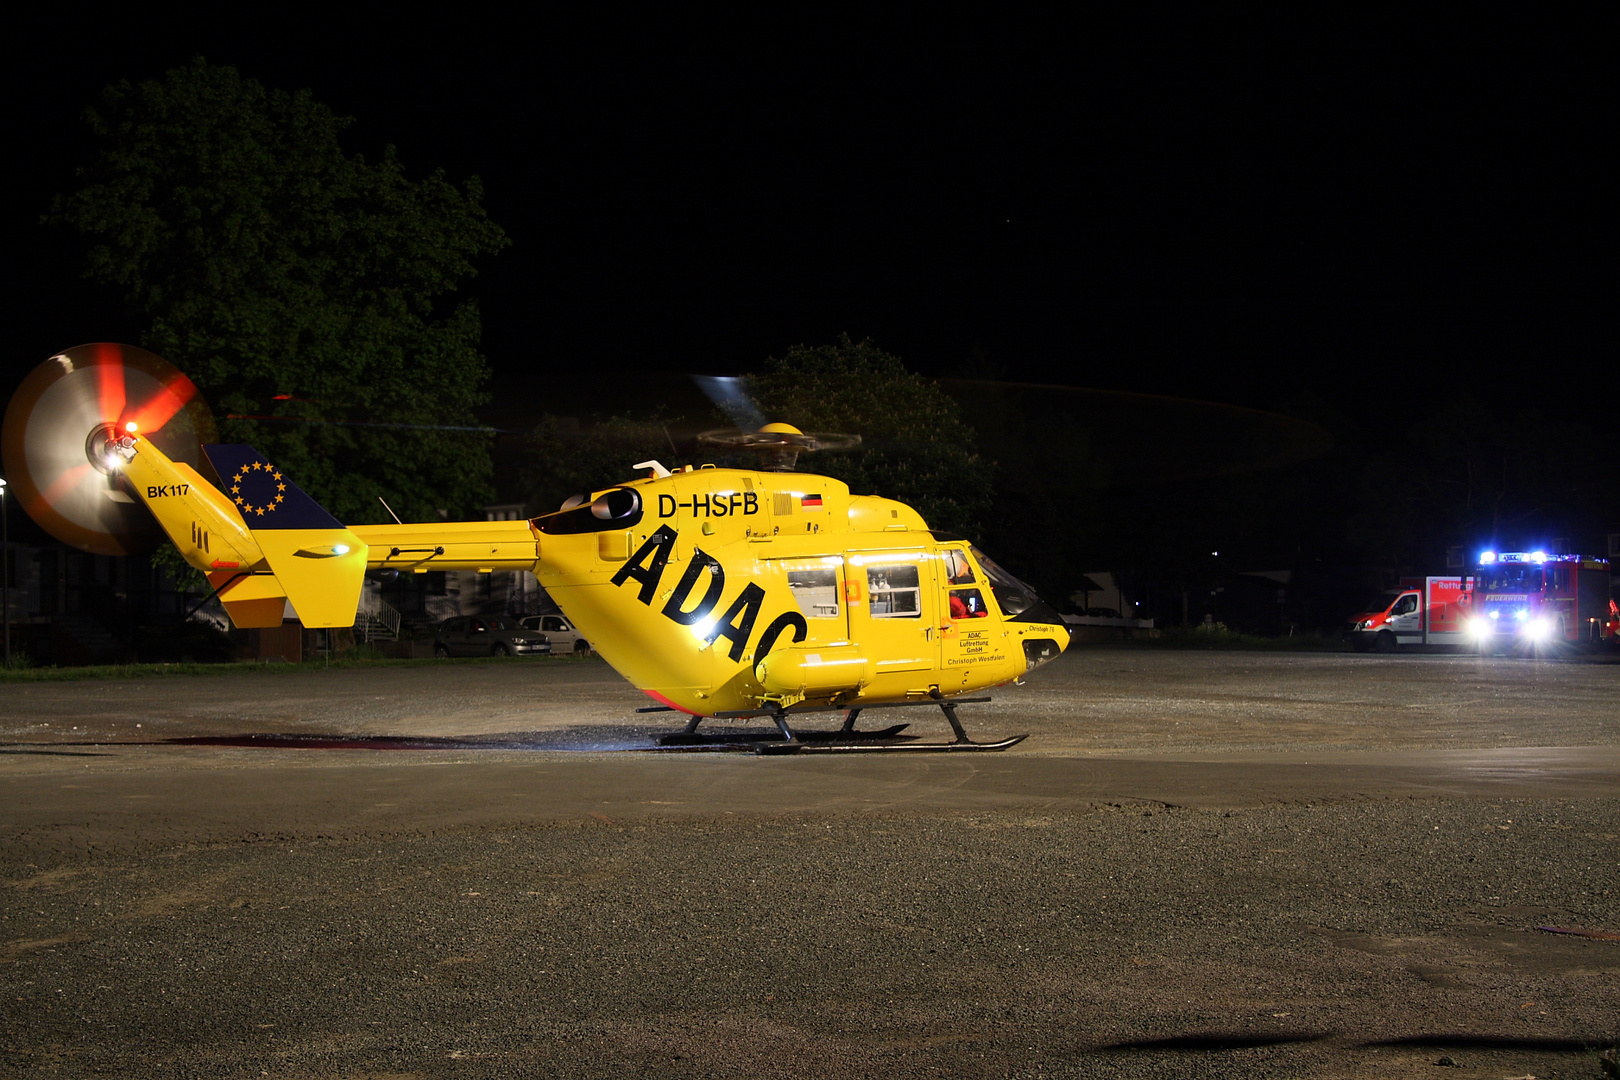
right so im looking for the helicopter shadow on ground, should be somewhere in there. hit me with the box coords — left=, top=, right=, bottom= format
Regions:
left=156, top=720, right=919, bottom=754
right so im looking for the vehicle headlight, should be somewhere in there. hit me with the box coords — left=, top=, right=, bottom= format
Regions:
left=1526, top=618, right=1554, bottom=642
left=1467, top=618, right=1492, bottom=640
left=1514, top=608, right=1530, bottom=622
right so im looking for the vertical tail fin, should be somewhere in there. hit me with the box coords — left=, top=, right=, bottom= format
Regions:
left=122, top=436, right=367, bottom=628
left=198, top=446, right=368, bottom=628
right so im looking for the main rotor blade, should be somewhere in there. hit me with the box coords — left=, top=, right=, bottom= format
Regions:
left=691, top=375, right=767, bottom=432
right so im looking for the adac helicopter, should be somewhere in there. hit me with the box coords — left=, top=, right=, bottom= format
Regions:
left=2, top=344, right=1071, bottom=752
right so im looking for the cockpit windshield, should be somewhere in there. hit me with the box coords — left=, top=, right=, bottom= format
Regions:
left=968, top=546, right=1060, bottom=623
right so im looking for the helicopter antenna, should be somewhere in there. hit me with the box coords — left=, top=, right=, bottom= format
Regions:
left=377, top=496, right=403, bottom=524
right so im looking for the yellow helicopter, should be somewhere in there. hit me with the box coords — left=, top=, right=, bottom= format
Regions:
left=3, top=344, right=1071, bottom=752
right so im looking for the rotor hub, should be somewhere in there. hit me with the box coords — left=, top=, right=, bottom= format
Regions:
left=83, top=422, right=136, bottom=476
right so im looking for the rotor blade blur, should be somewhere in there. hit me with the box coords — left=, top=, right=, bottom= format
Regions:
left=93, top=343, right=126, bottom=423
left=123, top=371, right=198, bottom=434
left=3, top=344, right=216, bottom=555
left=692, top=375, right=767, bottom=431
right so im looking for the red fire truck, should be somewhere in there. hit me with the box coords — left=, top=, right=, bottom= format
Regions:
left=1466, top=551, right=1616, bottom=649
left=1346, top=577, right=1474, bottom=651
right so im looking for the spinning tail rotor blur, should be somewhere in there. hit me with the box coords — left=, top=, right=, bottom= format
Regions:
left=2, top=343, right=216, bottom=555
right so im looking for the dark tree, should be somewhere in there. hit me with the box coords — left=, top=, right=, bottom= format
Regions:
left=519, top=415, right=681, bottom=518
left=746, top=335, right=993, bottom=538
left=50, top=59, right=509, bottom=523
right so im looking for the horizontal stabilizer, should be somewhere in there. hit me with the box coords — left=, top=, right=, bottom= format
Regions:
left=209, top=571, right=288, bottom=629
left=201, top=445, right=365, bottom=627
left=254, top=529, right=368, bottom=628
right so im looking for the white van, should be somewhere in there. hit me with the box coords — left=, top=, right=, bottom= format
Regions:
left=519, top=614, right=592, bottom=655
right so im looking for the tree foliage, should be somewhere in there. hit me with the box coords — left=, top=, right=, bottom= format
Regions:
left=745, top=335, right=993, bottom=537
left=519, top=415, right=680, bottom=518
left=50, top=59, right=509, bottom=522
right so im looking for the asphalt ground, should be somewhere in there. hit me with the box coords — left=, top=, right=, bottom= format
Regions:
left=1, top=648, right=1617, bottom=1079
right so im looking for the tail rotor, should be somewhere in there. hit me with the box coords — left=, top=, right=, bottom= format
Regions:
left=2, top=344, right=216, bottom=555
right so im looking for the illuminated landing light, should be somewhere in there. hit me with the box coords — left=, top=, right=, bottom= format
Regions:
left=1480, top=551, right=1498, bottom=564
left=332, top=544, right=350, bottom=555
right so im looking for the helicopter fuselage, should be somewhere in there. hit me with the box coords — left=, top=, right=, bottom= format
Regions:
left=121, top=435, right=1069, bottom=716
left=506, top=465, right=1070, bottom=715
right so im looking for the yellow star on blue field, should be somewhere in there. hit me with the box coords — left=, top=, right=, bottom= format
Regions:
left=230, top=459, right=282, bottom=516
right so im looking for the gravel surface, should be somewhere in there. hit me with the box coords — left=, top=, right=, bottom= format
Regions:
left=2, top=648, right=1617, bottom=1078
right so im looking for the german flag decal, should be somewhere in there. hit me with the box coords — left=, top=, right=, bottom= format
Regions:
left=800, top=493, right=823, bottom=510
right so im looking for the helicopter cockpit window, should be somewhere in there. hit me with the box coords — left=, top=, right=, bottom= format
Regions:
left=967, top=545, right=1064, bottom=624
left=949, top=588, right=990, bottom=619
left=942, top=548, right=976, bottom=585
left=967, top=547, right=1035, bottom=616
left=787, top=569, right=840, bottom=618
left=533, top=487, right=644, bottom=535
left=867, top=564, right=921, bottom=618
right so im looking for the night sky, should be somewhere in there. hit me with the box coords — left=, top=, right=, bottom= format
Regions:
left=6, top=14, right=1611, bottom=453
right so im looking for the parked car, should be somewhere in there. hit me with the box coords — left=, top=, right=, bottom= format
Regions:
left=519, top=613, right=593, bottom=655
left=433, top=616, right=551, bottom=658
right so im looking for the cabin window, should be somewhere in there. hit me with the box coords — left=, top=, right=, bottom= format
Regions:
left=949, top=588, right=990, bottom=619
left=867, top=565, right=921, bottom=618
left=1391, top=593, right=1417, bottom=616
left=788, top=569, right=840, bottom=618
left=942, top=548, right=976, bottom=585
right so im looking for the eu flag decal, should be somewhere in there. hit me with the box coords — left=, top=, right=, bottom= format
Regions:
left=202, top=445, right=344, bottom=530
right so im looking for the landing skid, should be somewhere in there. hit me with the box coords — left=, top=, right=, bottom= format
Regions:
left=786, top=733, right=1028, bottom=754
left=644, top=695, right=1026, bottom=755
left=656, top=723, right=911, bottom=748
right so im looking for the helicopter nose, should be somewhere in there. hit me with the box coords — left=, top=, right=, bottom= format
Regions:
left=1021, top=626, right=1068, bottom=672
